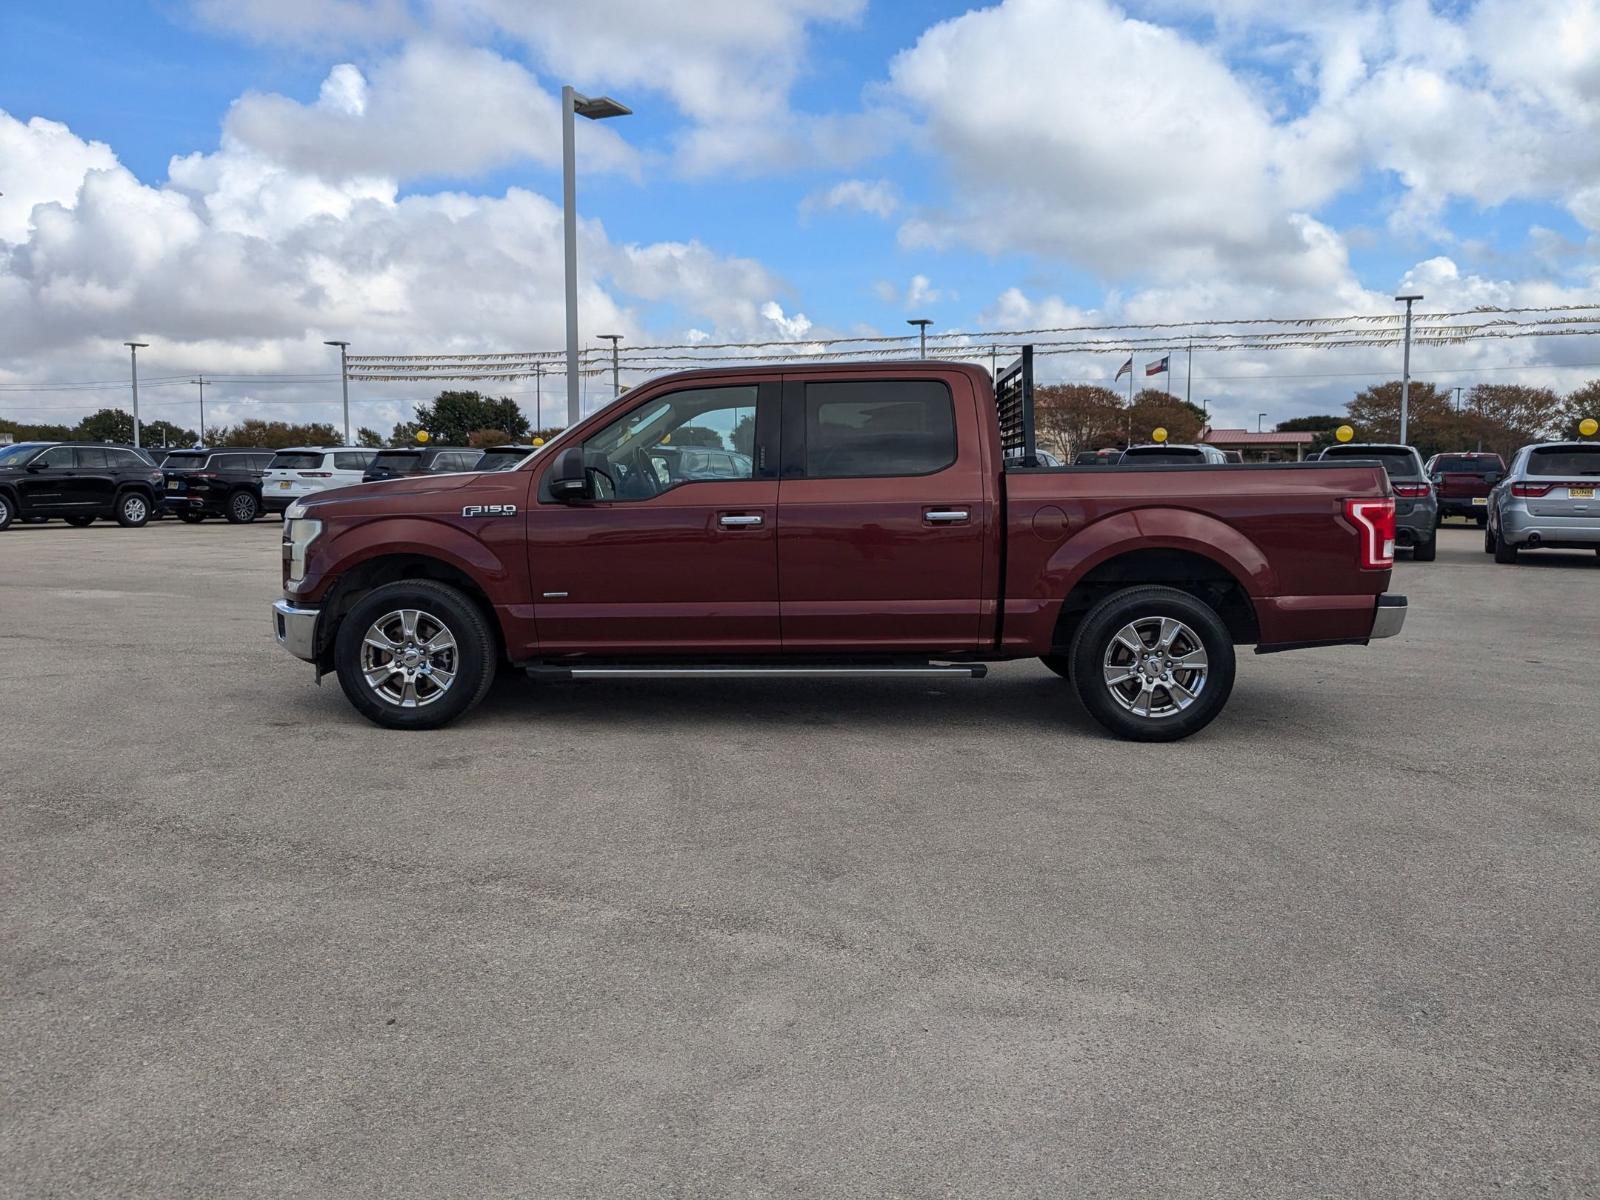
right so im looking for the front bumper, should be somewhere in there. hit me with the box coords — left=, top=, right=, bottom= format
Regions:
left=1370, top=593, right=1407, bottom=639
left=272, top=599, right=320, bottom=662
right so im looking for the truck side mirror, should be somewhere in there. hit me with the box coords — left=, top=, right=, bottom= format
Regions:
left=549, top=447, right=588, bottom=502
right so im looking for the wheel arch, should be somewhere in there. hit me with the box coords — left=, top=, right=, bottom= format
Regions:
left=315, top=551, right=505, bottom=668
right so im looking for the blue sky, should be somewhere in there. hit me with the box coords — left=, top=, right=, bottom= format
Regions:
left=2, top=0, right=1597, bottom=432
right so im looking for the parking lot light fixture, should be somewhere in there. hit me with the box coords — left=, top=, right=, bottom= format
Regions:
left=324, top=340, right=351, bottom=444
left=124, top=342, right=148, bottom=447
left=1395, top=294, right=1423, bottom=445
left=908, top=318, right=932, bottom=357
left=563, top=87, right=632, bottom=426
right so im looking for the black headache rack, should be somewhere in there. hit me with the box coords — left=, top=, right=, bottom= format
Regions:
left=994, top=344, right=1037, bottom=466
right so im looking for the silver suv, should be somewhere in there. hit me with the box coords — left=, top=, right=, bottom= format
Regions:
left=1313, top=443, right=1439, bottom=561
left=1486, top=441, right=1600, bottom=563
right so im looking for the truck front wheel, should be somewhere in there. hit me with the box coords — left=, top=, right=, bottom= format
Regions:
left=1067, top=585, right=1236, bottom=743
left=334, top=580, right=497, bottom=730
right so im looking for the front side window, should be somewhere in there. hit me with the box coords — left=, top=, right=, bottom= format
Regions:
left=801, top=380, right=955, bottom=478
left=583, top=386, right=758, bottom=500
left=38, top=446, right=75, bottom=468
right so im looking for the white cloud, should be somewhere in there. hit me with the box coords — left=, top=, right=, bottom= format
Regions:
left=799, top=178, right=900, bottom=221
left=0, top=114, right=119, bottom=243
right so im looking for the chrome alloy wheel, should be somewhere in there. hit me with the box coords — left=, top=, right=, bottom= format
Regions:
left=359, top=609, right=458, bottom=708
left=123, top=495, right=147, bottom=522
left=1101, top=615, right=1209, bottom=719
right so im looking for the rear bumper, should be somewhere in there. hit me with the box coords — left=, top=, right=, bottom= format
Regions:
left=1370, top=593, right=1407, bottom=639
left=1438, top=497, right=1489, bottom=517
left=1500, top=507, right=1600, bottom=547
left=272, top=599, right=320, bottom=662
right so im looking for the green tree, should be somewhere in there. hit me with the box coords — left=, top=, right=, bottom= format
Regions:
left=669, top=425, right=724, bottom=448
left=73, top=408, right=134, bottom=443
left=730, top=413, right=756, bottom=457
left=355, top=426, right=386, bottom=448
left=141, top=419, right=199, bottom=447
left=1557, top=380, right=1600, bottom=440
left=213, top=419, right=340, bottom=449
left=1347, top=380, right=1458, bottom=458
left=1463, top=383, right=1563, bottom=459
left=468, top=428, right=511, bottom=448
left=409, top=391, right=529, bottom=444
left=1276, top=414, right=1345, bottom=453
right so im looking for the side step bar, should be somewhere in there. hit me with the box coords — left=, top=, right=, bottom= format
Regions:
left=527, top=663, right=987, bottom=681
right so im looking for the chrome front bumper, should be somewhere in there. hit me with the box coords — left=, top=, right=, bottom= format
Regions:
left=1370, top=593, right=1407, bottom=640
left=272, top=599, right=320, bottom=662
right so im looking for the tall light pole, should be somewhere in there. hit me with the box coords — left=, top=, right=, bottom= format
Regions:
left=324, top=340, right=351, bottom=444
left=1395, top=293, right=1423, bottom=445
left=124, top=342, right=148, bottom=447
left=533, top=362, right=544, bottom=433
left=1258, top=412, right=1268, bottom=433
left=190, top=376, right=208, bottom=444
left=908, top=318, right=932, bottom=357
left=1453, top=385, right=1463, bottom=414
left=562, top=86, right=631, bottom=426
left=597, top=334, right=622, bottom=400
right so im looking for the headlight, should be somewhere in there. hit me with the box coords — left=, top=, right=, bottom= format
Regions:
left=285, top=500, right=309, bottom=520
left=282, top=518, right=323, bottom=583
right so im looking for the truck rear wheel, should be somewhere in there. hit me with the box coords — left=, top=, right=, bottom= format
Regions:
left=334, top=580, right=497, bottom=730
left=1067, top=585, right=1235, bottom=742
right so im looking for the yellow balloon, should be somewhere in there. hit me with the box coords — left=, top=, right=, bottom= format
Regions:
left=415, top=430, right=431, bottom=444
left=1152, top=427, right=1168, bottom=443
left=1335, top=424, right=1355, bottom=443
left=1580, top=417, right=1599, bottom=438
left=531, top=436, right=545, bottom=447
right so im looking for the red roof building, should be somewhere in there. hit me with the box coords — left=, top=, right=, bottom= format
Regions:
left=1199, top=426, right=1319, bottom=462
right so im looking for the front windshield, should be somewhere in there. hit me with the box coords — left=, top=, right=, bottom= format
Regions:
left=0, top=442, right=48, bottom=466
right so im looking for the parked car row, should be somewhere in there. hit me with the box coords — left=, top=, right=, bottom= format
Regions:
left=0, top=441, right=543, bottom=530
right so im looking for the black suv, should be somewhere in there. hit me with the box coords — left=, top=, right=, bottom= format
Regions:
left=0, top=441, right=165, bottom=530
left=472, top=444, right=539, bottom=471
left=161, top=448, right=274, bottom=523
left=363, top=445, right=479, bottom=482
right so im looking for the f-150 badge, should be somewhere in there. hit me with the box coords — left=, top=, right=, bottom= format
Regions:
left=462, top=504, right=518, bottom=518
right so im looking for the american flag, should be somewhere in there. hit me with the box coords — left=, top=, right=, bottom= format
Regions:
left=1115, top=357, right=1132, bottom=381
left=1145, top=355, right=1170, bottom=377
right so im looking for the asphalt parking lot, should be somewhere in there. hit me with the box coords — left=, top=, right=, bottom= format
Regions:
left=4, top=519, right=1597, bottom=1198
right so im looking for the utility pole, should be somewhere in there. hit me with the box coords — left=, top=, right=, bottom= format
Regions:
left=1185, top=343, right=1193, bottom=407
left=990, top=344, right=998, bottom=378
left=1395, top=293, right=1423, bottom=444
left=562, top=86, right=632, bottom=426
left=533, top=362, right=543, bottom=433
left=1453, top=385, right=1463, bottom=414
left=124, top=342, right=148, bottom=447
left=190, top=376, right=207, bottom=444
left=323, top=340, right=351, bottom=443
left=597, top=334, right=622, bottom=399
left=908, top=318, right=932, bottom=357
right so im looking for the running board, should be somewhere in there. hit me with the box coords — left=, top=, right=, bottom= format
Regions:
left=527, top=662, right=987, bottom=681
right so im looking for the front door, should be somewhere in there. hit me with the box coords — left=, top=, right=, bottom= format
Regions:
left=776, top=374, right=991, bottom=653
left=529, top=381, right=781, bottom=654
left=18, top=445, right=78, bottom=514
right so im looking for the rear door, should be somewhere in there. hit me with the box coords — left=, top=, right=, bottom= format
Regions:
left=776, top=373, right=990, bottom=653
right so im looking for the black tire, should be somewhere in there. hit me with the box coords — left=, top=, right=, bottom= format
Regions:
left=1412, top=535, right=1437, bottom=562
left=333, top=580, right=498, bottom=730
left=1483, top=524, right=1495, bottom=553
left=0, top=493, right=13, bottom=531
left=64, top=515, right=95, bottom=527
left=1476, top=514, right=1488, bottom=528
left=1067, top=585, right=1236, bottom=743
left=1493, top=527, right=1518, bottom=564
left=225, top=490, right=259, bottom=524
left=178, top=510, right=205, bottom=524
left=1039, top=655, right=1073, bottom=680
left=116, top=491, right=152, bottom=528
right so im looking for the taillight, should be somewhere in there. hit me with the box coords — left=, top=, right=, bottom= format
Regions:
left=1511, top=482, right=1553, bottom=497
left=1344, top=498, right=1396, bottom=569
left=1392, top=482, right=1430, bottom=498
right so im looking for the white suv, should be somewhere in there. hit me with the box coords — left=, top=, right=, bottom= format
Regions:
left=262, top=447, right=378, bottom=513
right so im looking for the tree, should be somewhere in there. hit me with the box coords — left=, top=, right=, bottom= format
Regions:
left=1033, top=384, right=1125, bottom=459
left=213, top=420, right=340, bottom=449
left=468, top=428, right=511, bottom=448
left=73, top=408, right=134, bottom=443
left=409, top=391, right=529, bottom=444
left=355, top=426, right=386, bottom=448
left=1464, top=384, right=1563, bottom=460
left=730, top=413, right=756, bottom=457
left=1557, top=380, right=1600, bottom=440
left=1346, top=380, right=1458, bottom=458
left=1276, top=414, right=1345, bottom=453
left=669, top=425, right=724, bottom=448
left=141, top=419, right=199, bottom=447
left=1127, top=389, right=1205, bottom=445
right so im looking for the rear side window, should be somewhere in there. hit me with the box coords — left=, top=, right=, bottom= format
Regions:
left=431, top=451, right=478, bottom=472
left=333, top=451, right=373, bottom=470
left=1528, top=446, right=1600, bottom=476
left=109, top=449, right=143, bottom=467
left=271, top=452, right=324, bottom=470
left=165, top=453, right=209, bottom=471
left=801, top=380, right=956, bottom=478
left=75, top=447, right=110, bottom=468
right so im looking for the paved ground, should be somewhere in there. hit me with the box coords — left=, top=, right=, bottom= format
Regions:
left=3, top=518, right=1597, bottom=1198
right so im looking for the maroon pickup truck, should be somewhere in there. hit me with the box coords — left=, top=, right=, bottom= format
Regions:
left=272, top=351, right=1406, bottom=741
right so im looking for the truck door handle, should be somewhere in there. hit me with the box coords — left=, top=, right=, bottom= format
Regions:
left=925, top=510, right=969, bottom=523
left=719, top=514, right=763, bottom=527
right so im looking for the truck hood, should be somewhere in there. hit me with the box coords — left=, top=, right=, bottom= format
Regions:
left=299, top=472, right=483, bottom=509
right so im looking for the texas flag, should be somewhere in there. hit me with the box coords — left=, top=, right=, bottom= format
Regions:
left=1145, top=355, right=1170, bottom=376
left=1115, top=357, right=1133, bottom=380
